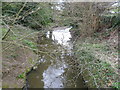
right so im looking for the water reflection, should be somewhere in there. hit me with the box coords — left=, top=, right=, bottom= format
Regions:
left=27, top=27, right=86, bottom=88
left=47, top=27, right=72, bottom=46
left=42, top=62, right=67, bottom=88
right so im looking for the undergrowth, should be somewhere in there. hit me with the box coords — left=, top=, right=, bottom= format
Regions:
left=74, top=39, right=119, bottom=88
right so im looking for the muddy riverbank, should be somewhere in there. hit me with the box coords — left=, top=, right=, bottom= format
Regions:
left=2, top=25, right=39, bottom=88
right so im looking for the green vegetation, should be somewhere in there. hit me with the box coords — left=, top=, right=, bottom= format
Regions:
left=2, top=2, right=53, bottom=29
left=2, top=2, right=119, bottom=88
left=2, top=2, right=54, bottom=87
left=74, top=38, right=119, bottom=88
left=112, top=82, right=120, bottom=89
left=17, top=67, right=31, bottom=79
left=62, top=3, right=119, bottom=88
left=17, top=72, right=26, bottom=79
left=2, top=25, right=39, bottom=88
left=23, top=40, right=37, bottom=49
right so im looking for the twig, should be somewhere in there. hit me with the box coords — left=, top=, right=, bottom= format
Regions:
left=2, top=2, right=27, bottom=40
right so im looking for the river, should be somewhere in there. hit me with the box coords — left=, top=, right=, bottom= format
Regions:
left=25, top=27, right=86, bottom=88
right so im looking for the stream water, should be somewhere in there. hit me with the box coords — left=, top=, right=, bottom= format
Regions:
left=26, top=27, right=86, bottom=88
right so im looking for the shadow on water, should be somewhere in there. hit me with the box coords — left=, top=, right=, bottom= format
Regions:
left=25, top=27, right=87, bottom=88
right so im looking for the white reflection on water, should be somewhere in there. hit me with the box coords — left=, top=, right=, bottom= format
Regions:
left=42, top=62, right=67, bottom=88
left=47, top=27, right=72, bottom=46
left=42, top=27, right=72, bottom=88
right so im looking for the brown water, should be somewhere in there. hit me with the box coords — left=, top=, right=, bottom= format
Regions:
left=26, top=27, right=86, bottom=88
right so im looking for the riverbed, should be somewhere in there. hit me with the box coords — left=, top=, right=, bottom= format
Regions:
left=25, top=27, right=86, bottom=88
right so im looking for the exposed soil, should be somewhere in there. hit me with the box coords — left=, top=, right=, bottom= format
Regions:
left=2, top=45, right=38, bottom=88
